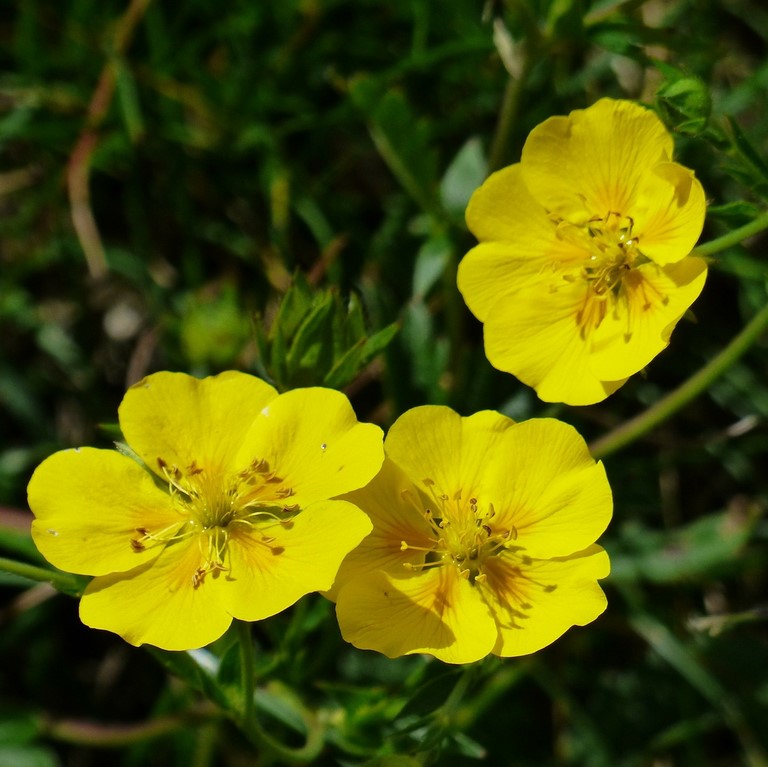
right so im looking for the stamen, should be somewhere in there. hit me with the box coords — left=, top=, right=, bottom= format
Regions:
left=135, top=454, right=297, bottom=585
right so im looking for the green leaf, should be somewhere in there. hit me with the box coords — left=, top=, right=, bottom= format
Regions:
left=0, top=713, right=41, bottom=746
left=401, top=302, right=449, bottom=402
left=113, top=55, right=145, bottom=143
left=349, top=77, right=440, bottom=216
left=611, top=509, right=758, bottom=584
left=439, top=137, right=486, bottom=220
left=655, top=63, right=711, bottom=135
left=451, top=731, right=487, bottom=759
left=726, top=116, right=768, bottom=188
left=323, top=322, right=399, bottom=389
left=412, top=236, right=452, bottom=299
left=148, top=648, right=233, bottom=713
left=0, top=746, right=59, bottom=767
left=272, top=273, right=315, bottom=341
left=285, top=291, right=336, bottom=381
left=706, top=201, right=763, bottom=227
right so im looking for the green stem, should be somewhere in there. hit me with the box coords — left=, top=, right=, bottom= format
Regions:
left=234, top=620, right=324, bottom=764
left=237, top=621, right=255, bottom=730
left=41, top=704, right=217, bottom=747
left=453, top=661, right=528, bottom=729
left=0, top=556, right=84, bottom=595
left=487, top=2, right=540, bottom=174
left=590, top=301, right=768, bottom=459
left=487, top=75, right=523, bottom=174
left=441, top=664, right=477, bottom=719
left=418, top=664, right=480, bottom=765
left=694, top=211, right=768, bottom=257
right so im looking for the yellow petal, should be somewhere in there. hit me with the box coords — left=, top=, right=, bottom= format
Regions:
left=219, top=499, right=372, bottom=621
left=482, top=545, right=610, bottom=657
left=484, top=419, right=612, bottom=558
left=335, top=566, right=497, bottom=663
left=331, top=458, right=435, bottom=598
left=466, top=164, right=565, bottom=244
left=120, top=371, right=278, bottom=477
left=80, top=539, right=231, bottom=650
left=482, top=278, right=626, bottom=405
left=588, top=256, right=708, bottom=380
left=28, top=448, right=181, bottom=576
left=459, top=165, right=585, bottom=323
left=236, top=388, right=384, bottom=507
left=522, top=99, right=673, bottom=222
left=384, top=407, right=518, bottom=501
left=633, top=162, right=706, bottom=265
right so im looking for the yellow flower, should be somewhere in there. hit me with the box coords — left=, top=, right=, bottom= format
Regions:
left=332, top=406, right=611, bottom=664
left=458, top=98, right=707, bottom=405
left=28, top=371, right=383, bottom=650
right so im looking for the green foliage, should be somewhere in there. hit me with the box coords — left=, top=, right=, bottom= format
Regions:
left=2, top=0, right=768, bottom=766
left=255, top=273, right=398, bottom=391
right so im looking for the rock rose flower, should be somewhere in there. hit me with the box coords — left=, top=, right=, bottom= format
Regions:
left=28, top=371, right=383, bottom=650
left=332, top=406, right=611, bottom=664
left=458, top=98, right=707, bottom=405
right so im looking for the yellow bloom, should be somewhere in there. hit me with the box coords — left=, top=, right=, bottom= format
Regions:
left=332, top=406, right=611, bottom=664
left=458, top=98, right=707, bottom=405
left=28, top=371, right=383, bottom=650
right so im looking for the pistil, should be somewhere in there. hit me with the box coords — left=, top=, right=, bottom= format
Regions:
left=129, top=457, right=295, bottom=588
left=399, top=480, right=518, bottom=584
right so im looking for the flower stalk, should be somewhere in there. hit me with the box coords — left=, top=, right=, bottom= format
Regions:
left=694, top=211, right=768, bottom=257
left=0, top=556, right=84, bottom=595
left=590, top=300, right=768, bottom=459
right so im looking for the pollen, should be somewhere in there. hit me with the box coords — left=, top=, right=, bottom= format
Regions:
left=129, top=456, right=296, bottom=587
left=399, top=478, right=518, bottom=585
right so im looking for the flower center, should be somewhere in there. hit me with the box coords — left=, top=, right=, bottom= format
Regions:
left=552, top=211, right=668, bottom=339
left=129, top=456, right=295, bottom=588
left=557, top=211, right=645, bottom=296
left=400, top=479, right=519, bottom=584
left=582, top=212, right=640, bottom=296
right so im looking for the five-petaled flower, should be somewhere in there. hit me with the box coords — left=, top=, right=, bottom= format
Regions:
left=332, top=406, right=611, bottom=664
left=28, top=371, right=383, bottom=651
left=458, top=98, right=707, bottom=405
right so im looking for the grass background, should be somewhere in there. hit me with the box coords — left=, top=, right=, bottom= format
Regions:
left=2, top=1, right=768, bottom=765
